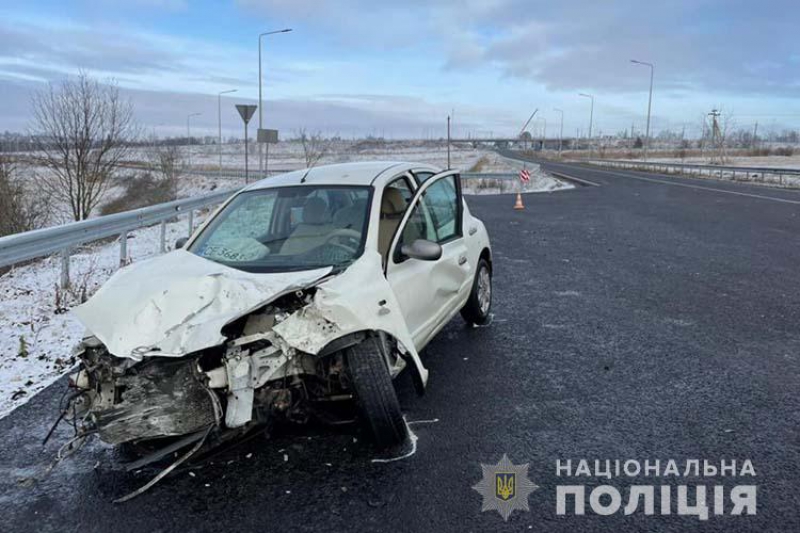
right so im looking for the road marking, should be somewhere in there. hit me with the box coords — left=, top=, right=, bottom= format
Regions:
left=565, top=165, right=800, bottom=205
left=549, top=171, right=601, bottom=187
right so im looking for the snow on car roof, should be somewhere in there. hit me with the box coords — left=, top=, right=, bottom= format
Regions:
left=243, top=161, right=439, bottom=190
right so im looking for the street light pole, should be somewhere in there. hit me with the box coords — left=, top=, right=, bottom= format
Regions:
left=218, top=89, right=237, bottom=177
left=554, top=108, right=564, bottom=156
left=258, top=28, right=292, bottom=175
left=579, top=93, right=594, bottom=153
left=186, top=112, right=201, bottom=170
left=630, top=59, right=654, bottom=160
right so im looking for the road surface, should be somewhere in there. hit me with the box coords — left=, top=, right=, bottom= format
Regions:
left=1, top=158, right=799, bottom=532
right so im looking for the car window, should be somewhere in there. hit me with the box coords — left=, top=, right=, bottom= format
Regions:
left=414, top=171, right=435, bottom=183
left=387, top=176, right=414, bottom=202
left=398, top=175, right=460, bottom=247
left=189, top=186, right=371, bottom=272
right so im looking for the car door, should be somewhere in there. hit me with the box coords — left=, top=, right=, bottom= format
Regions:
left=385, top=171, right=472, bottom=350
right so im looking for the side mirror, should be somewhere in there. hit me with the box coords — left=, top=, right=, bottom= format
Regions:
left=175, top=236, right=189, bottom=249
left=400, top=239, right=442, bottom=261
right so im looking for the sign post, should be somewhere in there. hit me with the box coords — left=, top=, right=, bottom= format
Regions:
left=235, top=104, right=257, bottom=183
left=258, top=128, right=279, bottom=177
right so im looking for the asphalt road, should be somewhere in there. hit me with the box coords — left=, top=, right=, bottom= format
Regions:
left=2, top=158, right=800, bottom=532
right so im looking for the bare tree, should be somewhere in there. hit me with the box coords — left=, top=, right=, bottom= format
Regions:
left=31, top=72, right=136, bottom=221
left=297, top=128, right=329, bottom=168
left=0, top=155, right=50, bottom=237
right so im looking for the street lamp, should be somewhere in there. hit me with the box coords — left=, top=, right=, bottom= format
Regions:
left=535, top=117, right=547, bottom=151
left=258, top=28, right=292, bottom=173
left=218, top=89, right=237, bottom=176
left=630, top=59, right=654, bottom=160
left=553, top=108, right=564, bottom=155
left=578, top=93, right=594, bottom=153
left=186, top=112, right=202, bottom=170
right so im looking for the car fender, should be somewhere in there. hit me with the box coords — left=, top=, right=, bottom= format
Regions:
left=272, top=250, right=429, bottom=389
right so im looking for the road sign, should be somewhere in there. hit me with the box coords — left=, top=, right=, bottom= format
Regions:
left=257, top=128, right=279, bottom=144
left=235, top=104, right=257, bottom=124
left=235, top=104, right=258, bottom=183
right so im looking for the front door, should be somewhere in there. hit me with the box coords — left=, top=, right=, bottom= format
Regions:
left=385, top=171, right=471, bottom=350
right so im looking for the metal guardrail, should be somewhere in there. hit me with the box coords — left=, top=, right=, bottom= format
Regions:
left=0, top=188, right=239, bottom=288
left=585, top=159, right=800, bottom=187
left=461, top=172, right=518, bottom=180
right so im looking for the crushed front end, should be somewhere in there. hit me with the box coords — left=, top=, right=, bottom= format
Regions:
left=65, top=288, right=359, bottom=454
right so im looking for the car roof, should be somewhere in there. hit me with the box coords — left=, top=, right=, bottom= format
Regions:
left=243, top=161, right=441, bottom=191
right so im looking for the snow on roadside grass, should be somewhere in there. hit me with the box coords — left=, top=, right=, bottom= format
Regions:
left=0, top=211, right=210, bottom=418
left=461, top=155, right=573, bottom=195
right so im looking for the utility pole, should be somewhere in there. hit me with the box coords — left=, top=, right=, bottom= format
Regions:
left=554, top=108, right=564, bottom=156
left=579, top=93, right=594, bottom=153
left=446, top=115, right=451, bottom=169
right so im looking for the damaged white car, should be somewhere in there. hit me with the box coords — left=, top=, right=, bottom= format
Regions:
left=62, top=161, right=492, bottom=469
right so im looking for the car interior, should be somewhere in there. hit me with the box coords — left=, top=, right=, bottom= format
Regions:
left=378, top=187, right=409, bottom=261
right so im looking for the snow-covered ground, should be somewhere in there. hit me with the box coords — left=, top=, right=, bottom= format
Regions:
left=127, top=139, right=489, bottom=174
left=462, top=154, right=571, bottom=194
left=623, top=154, right=800, bottom=170
left=0, top=145, right=570, bottom=418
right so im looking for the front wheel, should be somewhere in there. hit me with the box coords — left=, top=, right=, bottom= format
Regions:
left=461, top=258, right=492, bottom=325
left=345, top=338, right=408, bottom=449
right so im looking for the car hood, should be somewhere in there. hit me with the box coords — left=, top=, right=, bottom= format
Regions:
left=72, top=250, right=332, bottom=359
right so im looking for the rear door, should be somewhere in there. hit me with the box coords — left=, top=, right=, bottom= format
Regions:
left=385, top=171, right=472, bottom=350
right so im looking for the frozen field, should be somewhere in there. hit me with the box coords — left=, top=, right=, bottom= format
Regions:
left=625, top=154, right=800, bottom=170
left=127, top=139, right=490, bottom=173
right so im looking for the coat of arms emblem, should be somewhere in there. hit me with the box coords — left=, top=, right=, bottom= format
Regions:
left=473, top=454, right=539, bottom=521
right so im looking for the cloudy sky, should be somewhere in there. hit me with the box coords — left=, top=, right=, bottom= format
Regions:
left=1, top=0, right=798, bottom=139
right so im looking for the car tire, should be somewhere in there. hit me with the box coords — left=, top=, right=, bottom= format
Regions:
left=345, top=337, right=409, bottom=449
left=461, top=257, right=492, bottom=326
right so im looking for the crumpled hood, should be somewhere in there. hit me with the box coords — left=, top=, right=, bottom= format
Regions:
left=72, top=250, right=331, bottom=359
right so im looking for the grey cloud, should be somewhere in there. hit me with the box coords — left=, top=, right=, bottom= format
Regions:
left=239, top=0, right=800, bottom=97
left=0, top=78, right=512, bottom=138
left=443, top=0, right=800, bottom=97
left=0, top=22, right=179, bottom=78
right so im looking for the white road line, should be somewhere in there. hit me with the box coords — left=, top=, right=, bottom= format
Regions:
left=569, top=165, right=800, bottom=205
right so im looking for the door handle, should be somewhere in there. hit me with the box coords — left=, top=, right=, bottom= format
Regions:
left=469, top=226, right=477, bottom=236
left=458, top=256, right=467, bottom=265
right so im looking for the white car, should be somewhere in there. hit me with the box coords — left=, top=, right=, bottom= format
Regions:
left=66, top=162, right=493, bottom=462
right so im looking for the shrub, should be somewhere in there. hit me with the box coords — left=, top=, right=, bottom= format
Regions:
left=100, top=172, right=178, bottom=216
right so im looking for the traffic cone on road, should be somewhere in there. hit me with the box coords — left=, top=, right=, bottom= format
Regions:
left=513, top=192, right=525, bottom=210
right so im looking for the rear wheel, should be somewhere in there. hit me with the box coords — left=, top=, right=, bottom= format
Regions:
left=461, top=258, right=492, bottom=325
left=344, top=337, right=408, bottom=449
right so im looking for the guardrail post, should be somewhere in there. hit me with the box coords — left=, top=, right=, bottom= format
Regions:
left=119, top=231, right=128, bottom=267
left=60, top=248, right=71, bottom=289
left=160, top=220, right=167, bottom=253
left=188, top=209, right=194, bottom=237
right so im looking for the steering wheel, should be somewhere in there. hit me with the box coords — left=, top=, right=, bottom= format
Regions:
left=323, top=228, right=362, bottom=254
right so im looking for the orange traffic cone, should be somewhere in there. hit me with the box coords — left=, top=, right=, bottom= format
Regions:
left=513, top=192, right=525, bottom=210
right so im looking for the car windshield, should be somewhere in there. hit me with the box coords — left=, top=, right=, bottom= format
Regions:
left=188, top=186, right=372, bottom=273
